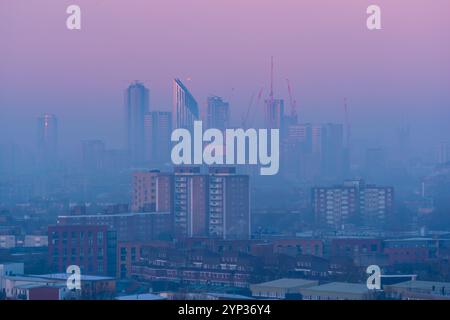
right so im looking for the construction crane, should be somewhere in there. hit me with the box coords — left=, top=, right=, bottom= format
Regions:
left=242, top=88, right=263, bottom=128
left=242, top=92, right=255, bottom=128
left=286, top=78, right=298, bottom=121
left=343, top=97, right=351, bottom=147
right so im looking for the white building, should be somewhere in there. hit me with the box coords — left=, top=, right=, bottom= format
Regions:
left=0, top=235, right=16, bottom=249
left=24, top=235, right=48, bottom=247
left=0, top=263, right=25, bottom=293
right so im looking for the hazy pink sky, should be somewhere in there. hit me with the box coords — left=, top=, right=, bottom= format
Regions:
left=1, top=0, right=449, bottom=149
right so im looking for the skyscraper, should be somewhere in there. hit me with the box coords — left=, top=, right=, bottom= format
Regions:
left=321, top=123, right=345, bottom=180
left=264, top=98, right=284, bottom=129
left=125, top=81, right=149, bottom=165
left=37, top=113, right=58, bottom=169
left=82, top=140, right=105, bottom=172
left=206, top=96, right=230, bottom=131
left=173, top=79, right=199, bottom=131
left=144, top=111, right=172, bottom=165
left=437, top=142, right=449, bottom=164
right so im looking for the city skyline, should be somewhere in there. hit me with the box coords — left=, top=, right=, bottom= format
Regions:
left=1, top=1, right=449, bottom=152
left=1, top=0, right=450, bottom=303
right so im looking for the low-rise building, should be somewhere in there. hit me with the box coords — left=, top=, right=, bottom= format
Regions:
left=250, top=278, right=318, bottom=299
left=384, top=280, right=450, bottom=300
left=299, top=282, right=375, bottom=300
left=24, top=235, right=48, bottom=248
left=0, top=235, right=16, bottom=249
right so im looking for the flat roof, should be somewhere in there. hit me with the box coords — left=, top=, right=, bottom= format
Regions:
left=252, top=278, right=317, bottom=289
left=0, top=262, right=24, bottom=266
left=302, top=282, right=370, bottom=295
left=3, top=275, right=61, bottom=282
left=15, top=283, right=66, bottom=289
left=34, top=273, right=115, bottom=281
left=116, top=293, right=166, bottom=300
left=384, top=238, right=434, bottom=242
left=205, top=293, right=255, bottom=300
left=58, top=212, right=170, bottom=219
left=387, top=280, right=450, bottom=290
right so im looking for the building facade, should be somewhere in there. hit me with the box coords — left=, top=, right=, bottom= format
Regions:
left=125, top=81, right=149, bottom=165
left=48, top=225, right=117, bottom=277
left=173, top=79, right=199, bottom=131
left=312, top=180, right=394, bottom=229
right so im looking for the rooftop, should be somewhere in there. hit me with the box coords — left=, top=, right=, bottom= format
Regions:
left=116, top=293, right=166, bottom=301
left=387, top=280, right=450, bottom=290
left=33, top=273, right=115, bottom=281
left=15, top=283, right=66, bottom=289
left=58, top=211, right=171, bottom=219
left=205, top=293, right=254, bottom=300
left=0, top=262, right=24, bottom=266
left=252, top=278, right=317, bottom=289
left=384, top=238, right=435, bottom=242
left=302, top=282, right=370, bottom=295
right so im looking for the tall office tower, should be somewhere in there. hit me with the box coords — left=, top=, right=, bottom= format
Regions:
left=131, top=170, right=173, bottom=213
left=0, top=143, right=22, bottom=176
left=311, top=124, right=323, bottom=154
left=284, top=123, right=320, bottom=182
left=319, top=123, right=346, bottom=181
left=144, top=111, right=172, bottom=165
left=173, top=166, right=208, bottom=238
left=437, top=142, right=449, bottom=164
left=82, top=140, right=105, bottom=172
left=37, top=113, right=58, bottom=169
left=264, top=98, right=284, bottom=129
left=284, top=124, right=308, bottom=180
left=208, top=167, right=250, bottom=240
left=365, top=147, right=387, bottom=182
left=173, top=78, right=199, bottom=131
left=312, top=179, right=394, bottom=230
left=125, top=81, right=149, bottom=165
left=206, top=96, right=230, bottom=130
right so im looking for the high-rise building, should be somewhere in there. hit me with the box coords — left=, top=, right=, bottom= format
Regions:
left=359, top=184, right=394, bottom=227
left=130, top=167, right=250, bottom=240
left=81, top=140, right=105, bottom=172
left=173, top=166, right=208, bottom=238
left=264, top=98, right=284, bottom=129
left=284, top=123, right=347, bottom=182
left=437, top=142, right=450, bottom=164
left=37, top=113, right=58, bottom=169
left=125, top=81, right=149, bottom=165
left=206, top=96, right=230, bottom=131
left=173, top=78, right=199, bottom=131
left=312, top=184, right=359, bottom=230
left=144, top=111, right=172, bottom=165
left=312, top=179, right=394, bottom=230
left=131, top=170, right=173, bottom=213
left=208, top=167, right=250, bottom=240
left=321, top=123, right=345, bottom=180
left=365, top=148, right=387, bottom=182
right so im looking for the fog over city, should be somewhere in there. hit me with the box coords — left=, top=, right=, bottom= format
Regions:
left=1, top=0, right=450, bottom=303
